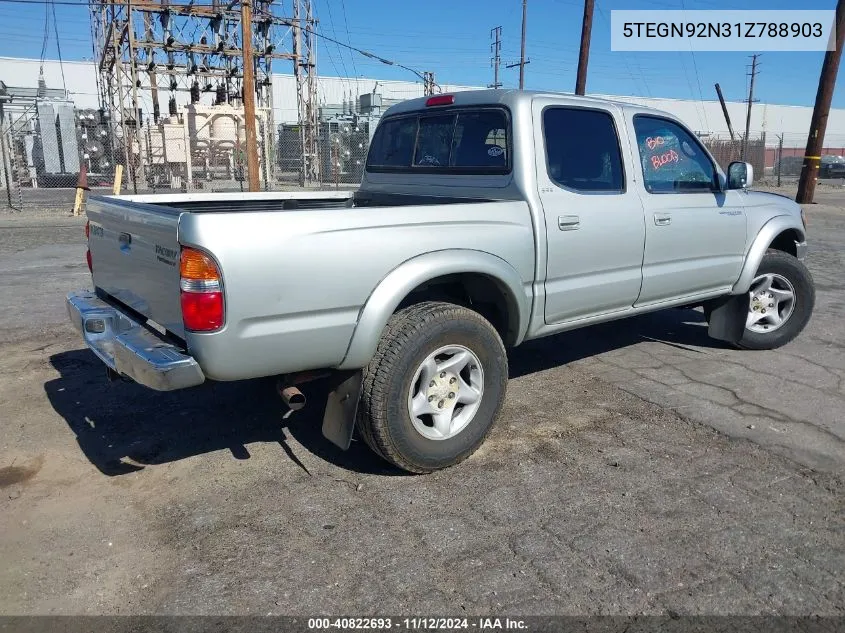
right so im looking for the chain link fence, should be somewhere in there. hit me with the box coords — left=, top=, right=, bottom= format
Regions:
left=0, top=104, right=377, bottom=213
left=1, top=105, right=130, bottom=213
left=700, top=133, right=766, bottom=178
left=767, top=133, right=845, bottom=186
left=275, top=117, right=374, bottom=188
left=701, top=132, right=845, bottom=186
left=4, top=105, right=845, bottom=213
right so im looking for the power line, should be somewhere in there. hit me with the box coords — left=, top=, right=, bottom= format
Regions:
left=321, top=42, right=348, bottom=83
left=0, top=7, right=88, bottom=21
left=338, top=0, right=359, bottom=81
left=0, top=31, right=89, bottom=43
left=594, top=0, right=651, bottom=97
left=38, top=0, right=49, bottom=67
left=287, top=19, right=440, bottom=90
left=687, top=50, right=709, bottom=129
left=678, top=48, right=707, bottom=127
left=679, top=0, right=709, bottom=130
left=318, top=0, right=352, bottom=92
left=0, top=0, right=87, bottom=5
left=310, top=12, right=348, bottom=91
left=50, top=0, right=67, bottom=93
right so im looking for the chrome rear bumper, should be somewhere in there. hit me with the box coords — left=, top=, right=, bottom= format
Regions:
left=67, top=290, right=205, bottom=391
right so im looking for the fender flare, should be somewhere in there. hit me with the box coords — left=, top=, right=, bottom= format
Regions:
left=337, top=249, right=531, bottom=370
left=732, top=215, right=806, bottom=295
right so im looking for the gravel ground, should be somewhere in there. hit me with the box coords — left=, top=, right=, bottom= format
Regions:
left=0, top=186, right=843, bottom=617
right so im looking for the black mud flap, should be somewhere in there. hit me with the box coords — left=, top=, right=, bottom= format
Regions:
left=322, top=370, right=363, bottom=450
left=706, top=293, right=749, bottom=344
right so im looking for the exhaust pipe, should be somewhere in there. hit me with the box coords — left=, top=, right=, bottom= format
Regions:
left=279, top=385, right=306, bottom=411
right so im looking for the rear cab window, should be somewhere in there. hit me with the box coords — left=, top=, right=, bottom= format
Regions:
left=367, top=107, right=510, bottom=173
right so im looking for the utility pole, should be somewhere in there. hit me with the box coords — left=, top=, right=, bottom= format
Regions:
left=489, top=26, right=503, bottom=89
left=575, top=0, right=594, bottom=95
left=714, top=83, right=736, bottom=141
left=240, top=0, right=260, bottom=192
left=303, top=0, right=319, bottom=184
left=742, top=54, right=760, bottom=162
left=0, top=98, right=13, bottom=209
left=519, top=0, right=527, bottom=88
left=797, top=0, right=845, bottom=204
left=506, top=3, right=529, bottom=89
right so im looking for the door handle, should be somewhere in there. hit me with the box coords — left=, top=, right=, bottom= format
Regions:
left=653, top=213, right=672, bottom=226
left=558, top=215, right=580, bottom=231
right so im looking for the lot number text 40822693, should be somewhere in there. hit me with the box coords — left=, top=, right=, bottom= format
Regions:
left=307, top=617, right=529, bottom=631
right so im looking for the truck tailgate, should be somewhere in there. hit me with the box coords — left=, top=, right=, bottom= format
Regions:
left=86, top=195, right=185, bottom=338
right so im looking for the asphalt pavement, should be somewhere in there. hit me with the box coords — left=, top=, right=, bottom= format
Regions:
left=0, top=186, right=843, bottom=617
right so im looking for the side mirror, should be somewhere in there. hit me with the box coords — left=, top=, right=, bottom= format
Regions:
left=727, top=161, right=753, bottom=189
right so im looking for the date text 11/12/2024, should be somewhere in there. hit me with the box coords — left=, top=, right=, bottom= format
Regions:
left=307, top=618, right=528, bottom=630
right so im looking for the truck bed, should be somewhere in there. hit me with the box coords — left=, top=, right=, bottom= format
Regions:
left=142, top=190, right=506, bottom=213
left=86, top=190, right=528, bottom=355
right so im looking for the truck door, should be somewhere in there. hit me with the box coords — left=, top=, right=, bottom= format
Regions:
left=534, top=101, right=646, bottom=324
left=627, top=113, right=747, bottom=306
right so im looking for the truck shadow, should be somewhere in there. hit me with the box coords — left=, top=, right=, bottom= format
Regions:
left=509, top=307, right=721, bottom=378
left=45, top=308, right=719, bottom=476
left=43, top=355, right=398, bottom=477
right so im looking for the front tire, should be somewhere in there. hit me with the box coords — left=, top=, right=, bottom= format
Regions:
left=357, top=301, right=508, bottom=473
left=738, top=250, right=815, bottom=350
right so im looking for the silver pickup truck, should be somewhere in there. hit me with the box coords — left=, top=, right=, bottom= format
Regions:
left=68, top=89, right=813, bottom=473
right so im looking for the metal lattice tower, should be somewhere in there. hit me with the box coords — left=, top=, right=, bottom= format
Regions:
left=292, top=0, right=318, bottom=184
left=423, top=72, right=436, bottom=96
left=90, top=0, right=320, bottom=190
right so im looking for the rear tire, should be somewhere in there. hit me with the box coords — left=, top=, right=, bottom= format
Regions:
left=357, top=301, right=508, bottom=473
left=738, top=250, right=814, bottom=350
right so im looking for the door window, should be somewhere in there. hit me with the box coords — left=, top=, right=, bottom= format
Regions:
left=633, top=115, right=718, bottom=193
left=542, top=107, right=625, bottom=193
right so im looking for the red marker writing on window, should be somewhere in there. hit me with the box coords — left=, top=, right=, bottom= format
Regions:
left=651, top=149, right=679, bottom=170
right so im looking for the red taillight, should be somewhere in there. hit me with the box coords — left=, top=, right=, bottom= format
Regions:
left=85, top=220, right=90, bottom=240
left=180, top=247, right=224, bottom=332
left=86, top=249, right=92, bottom=273
left=426, top=94, right=454, bottom=107
left=180, top=291, right=224, bottom=332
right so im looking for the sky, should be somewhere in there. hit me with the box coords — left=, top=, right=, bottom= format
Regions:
left=0, top=0, right=841, bottom=109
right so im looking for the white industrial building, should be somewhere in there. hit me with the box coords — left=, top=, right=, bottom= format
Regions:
left=2, top=55, right=845, bottom=193
left=3, top=56, right=844, bottom=148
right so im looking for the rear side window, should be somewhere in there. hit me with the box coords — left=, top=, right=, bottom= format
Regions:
left=543, top=107, right=625, bottom=193
left=367, top=108, right=510, bottom=173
